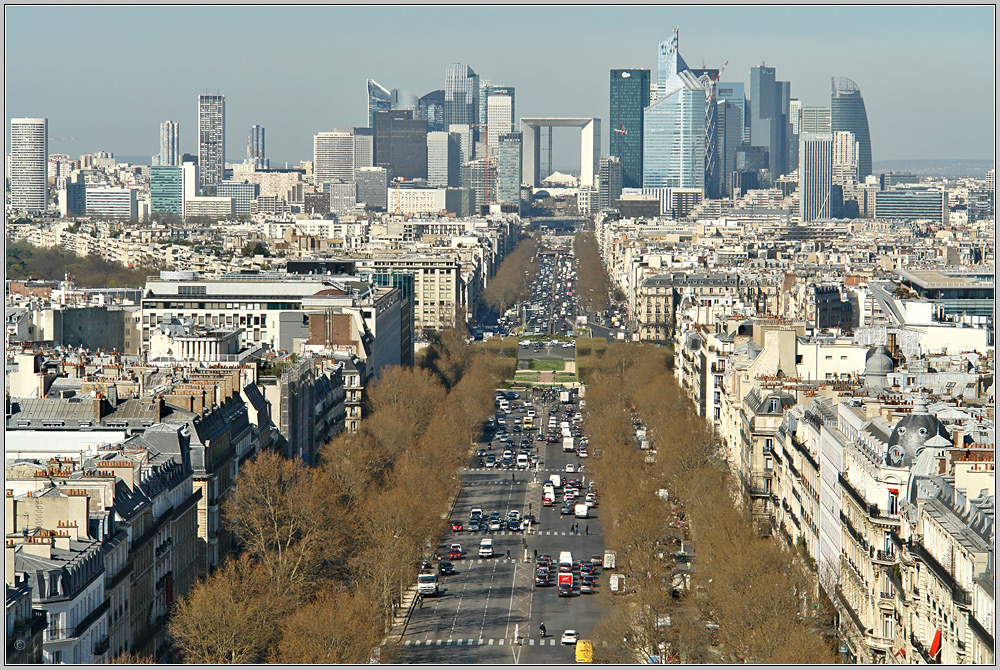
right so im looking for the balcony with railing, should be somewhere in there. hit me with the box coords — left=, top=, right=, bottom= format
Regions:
left=872, top=549, right=896, bottom=565
left=93, top=634, right=110, bottom=657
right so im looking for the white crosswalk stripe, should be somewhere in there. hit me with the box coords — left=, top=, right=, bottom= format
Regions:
left=488, top=639, right=494, bottom=646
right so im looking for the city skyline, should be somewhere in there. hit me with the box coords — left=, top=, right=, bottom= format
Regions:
left=4, top=5, right=996, bottom=168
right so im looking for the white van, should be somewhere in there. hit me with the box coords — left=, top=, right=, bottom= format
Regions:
left=558, top=551, right=573, bottom=570
left=549, top=474, right=562, bottom=488
left=516, top=454, right=529, bottom=469
left=479, top=538, right=494, bottom=558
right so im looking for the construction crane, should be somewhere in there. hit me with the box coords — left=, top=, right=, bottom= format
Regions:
left=613, top=124, right=627, bottom=137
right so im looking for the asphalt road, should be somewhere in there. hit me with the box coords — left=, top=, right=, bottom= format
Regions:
left=394, top=391, right=606, bottom=664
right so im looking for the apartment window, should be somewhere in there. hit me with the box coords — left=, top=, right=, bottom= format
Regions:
left=882, top=613, right=893, bottom=639
left=765, top=438, right=773, bottom=452
left=765, top=457, right=773, bottom=471
left=888, top=488, right=899, bottom=515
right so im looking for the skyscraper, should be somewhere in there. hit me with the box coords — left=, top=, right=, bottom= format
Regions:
left=313, top=131, right=356, bottom=186
left=159, top=120, right=180, bottom=167
left=610, top=68, right=651, bottom=189
left=353, top=128, right=375, bottom=172
left=832, top=131, right=859, bottom=187
left=368, top=79, right=392, bottom=129
left=486, top=87, right=515, bottom=150
left=598, top=155, right=623, bottom=211
left=444, top=63, right=479, bottom=143
left=427, top=131, right=461, bottom=188
left=496, top=132, right=523, bottom=207
left=749, top=65, right=792, bottom=179
left=198, top=94, right=225, bottom=195
left=247, top=125, right=266, bottom=168
left=643, top=32, right=707, bottom=191
left=656, top=30, right=689, bottom=95
left=716, top=82, right=746, bottom=198
left=449, top=124, right=473, bottom=186
left=419, top=90, right=446, bottom=132
left=831, top=76, right=872, bottom=180
left=9, top=117, right=48, bottom=212
left=374, top=110, right=427, bottom=181
left=798, top=132, right=833, bottom=222
left=799, top=107, right=832, bottom=134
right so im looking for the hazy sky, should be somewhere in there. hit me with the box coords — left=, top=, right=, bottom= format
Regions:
left=5, top=5, right=996, bottom=169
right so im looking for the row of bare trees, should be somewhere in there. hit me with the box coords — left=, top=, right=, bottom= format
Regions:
left=577, top=342, right=835, bottom=664
left=162, top=341, right=508, bottom=663
left=482, top=235, right=540, bottom=315
left=573, top=231, right=609, bottom=314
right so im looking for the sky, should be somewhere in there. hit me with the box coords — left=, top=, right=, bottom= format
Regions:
left=5, top=5, right=997, bottom=170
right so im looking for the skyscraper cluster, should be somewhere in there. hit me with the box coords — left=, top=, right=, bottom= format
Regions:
left=607, top=28, right=873, bottom=220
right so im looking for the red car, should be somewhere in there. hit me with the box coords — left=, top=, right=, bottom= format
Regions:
left=451, top=521, right=463, bottom=532
left=542, top=497, right=554, bottom=506
left=448, top=543, right=463, bottom=560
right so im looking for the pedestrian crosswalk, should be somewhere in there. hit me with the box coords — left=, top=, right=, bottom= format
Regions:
left=404, top=638, right=559, bottom=647
left=455, top=530, right=576, bottom=540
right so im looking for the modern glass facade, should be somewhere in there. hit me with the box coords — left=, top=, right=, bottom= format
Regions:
left=749, top=66, right=792, bottom=179
left=367, top=79, right=392, bottom=129
left=374, top=110, right=428, bottom=181
left=419, top=90, right=445, bottom=132
left=716, top=82, right=746, bottom=198
left=247, top=125, right=266, bottom=168
left=642, top=73, right=706, bottom=190
left=427, top=131, right=461, bottom=188
left=218, top=180, right=259, bottom=217
left=150, top=165, right=183, bottom=215
left=610, top=69, right=650, bottom=189
left=598, top=155, right=622, bottom=210
left=486, top=87, right=515, bottom=150
left=444, top=63, right=479, bottom=141
left=831, top=76, right=872, bottom=180
left=799, top=107, right=831, bottom=134
left=159, top=120, right=180, bottom=167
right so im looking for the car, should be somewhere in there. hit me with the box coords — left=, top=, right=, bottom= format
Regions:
left=470, top=506, right=483, bottom=518
left=565, top=464, right=576, bottom=473
left=561, top=630, right=579, bottom=645
left=558, top=583, right=573, bottom=597
left=580, top=580, right=594, bottom=594
left=467, top=519, right=481, bottom=532
left=489, top=518, right=502, bottom=531
left=439, top=561, right=456, bottom=575
left=451, top=521, right=464, bottom=532
left=542, top=496, right=554, bottom=507
left=560, top=504, right=574, bottom=515
left=591, top=554, right=604, bottom=567
left=507, top=518, right=520, bottom=531
left=580, top=562, right=594, bottom=575
left=477, top=448, right=487, bottom=457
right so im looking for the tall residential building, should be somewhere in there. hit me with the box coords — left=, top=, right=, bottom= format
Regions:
left=598, top=155, right=623, bottom=211
left=374, top=110, right=427, bottom=181
left=149, top=165, right=184, bottom=215
left=831, top=76, right=873, bottom=180
left=496, top=132, right=523, bottom=206
left=9, top=117, right=48, bottom=212
left=181, top=161, right=199, bottom=213
left=716, top=82, right=746, bottom=198
left=247, top=125, right=266, bottom=168
left=198, top=94, right=225, bottom=195
left=367, top=79, right=392, bottom=128
left=832, top=131, right=859, bottom=187
left=610, top=68, right=651, bottom=189
left=444, top=63, right=479, bottom=143
left=749, top=65, right=792, bottom=179
left=643, top=34, right=707, bottom=192
left=798, top=132, right=833, bottom=222
left=419, top=90, right=446, bottom=132
left=313, top=131, right=356, bottom=186
left=799, top=107, right=832, bottom=134
left=485, top=86, right=515, bottom=150
left=427, top=131, right=461, bottom=188
left=86, top=187, right=138, bottom=221
left=159, top=120, right=180, bottom=167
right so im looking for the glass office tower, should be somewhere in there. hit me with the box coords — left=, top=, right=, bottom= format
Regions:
left=150, top=165, right=183, bottom=215
left=643, top=72, right=707, bottom=190
left=610, top=69, right=651, bottom=189
left=368, top=79, right=392, bottom=129
left=831, top=76, right=872, bottom=180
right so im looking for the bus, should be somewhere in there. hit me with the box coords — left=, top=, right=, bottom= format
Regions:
left=575, top=639, right=593, bottom=663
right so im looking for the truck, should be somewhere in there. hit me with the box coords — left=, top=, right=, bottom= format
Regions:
left=574, top=503, right=589, bottom=518
left=603, top=550, right=616, bottom=569
left=417, top=572, right=439, bottom=596
left=558, top=551, right=573, bottom=569
left=609, top=573, right=625, bottom=594
left=557, top=571, right=574, bottom=596
left=563, top=436, right=575, bottom=452
left=549, top=474, right=562, bottom=488
left=559, top=390, right=571, bottom=403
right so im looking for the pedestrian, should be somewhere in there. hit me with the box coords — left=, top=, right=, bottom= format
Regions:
left=506, top=548, right=511, bottom=559
left=585, top=524, right=589, bottom=535
left=417, top=593, right=423, bottom=609
left=512, top=473, right=516, bottom=483
left=533, top=548, right=538, bottom=559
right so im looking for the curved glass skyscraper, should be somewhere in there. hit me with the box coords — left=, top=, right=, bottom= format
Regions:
left=831, top=76, right=872, bottom=180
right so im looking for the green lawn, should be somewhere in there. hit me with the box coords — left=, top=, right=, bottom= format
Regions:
left=528, top=360, right=565, bottom=371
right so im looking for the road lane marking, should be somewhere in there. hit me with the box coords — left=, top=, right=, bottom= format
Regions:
left=498, top=638, right=505, bottom=646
